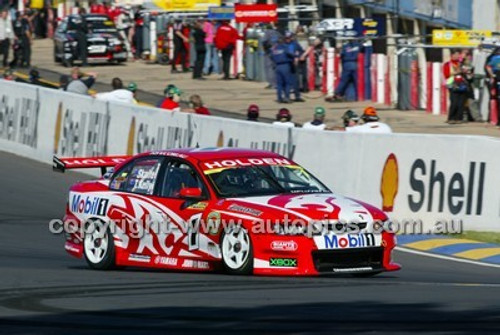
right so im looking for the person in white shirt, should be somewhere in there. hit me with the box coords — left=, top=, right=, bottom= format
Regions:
left=345, top=106, right=392, bottom=133
left=0, top=8, right=14, bottom=68
left=272, top=108, right=295, bottom=128
left=302, top=106, right=327, bottom=130
left=94, top=77, right=134, bottom=104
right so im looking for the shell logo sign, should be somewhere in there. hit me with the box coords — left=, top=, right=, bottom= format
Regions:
left=380, top=153, right=399, bottom=212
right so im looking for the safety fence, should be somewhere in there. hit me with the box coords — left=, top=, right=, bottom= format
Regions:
left=1, top=80, right=500, bottom=231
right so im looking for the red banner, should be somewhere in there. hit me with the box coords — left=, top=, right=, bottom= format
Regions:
left=234, top=4, right=278, bottom=23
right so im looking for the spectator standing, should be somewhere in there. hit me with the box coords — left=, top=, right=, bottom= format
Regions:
left=302, top=107, right=327, bottom=130
left=473, top=46, right=491, bottom=121
left=192, top=20, right=206, bottom=80
left=284, top=31, right=305, bottom=102
left=202, top=19, right=218, bottom=75
left=158, top=85, right=182, bottom=112
left=66, top=67, right=97, bottom=95
left=171, top=19, right=189, bottom=73
left=295, top=25, right=309, bottom=92
left=346, top=107, right=392, bottom=133
left=215, top=20, right=240, bottom=80
left=11, top=11, right=31, bottom=68
left=189, top=94, right=211, bottom=115
left=444, top=49, right=467, bottom=124
left=95, top=77, right=134, bottom=103
left=68, top=13, right=88, bottom=66
left=0, top=8, right=14, bottom=68
left=133, top=10, right=144, bottom=59
left=270, top=37, right=294, bottom=103
left=485, top=47, right=500, bottom=126
left=327, top=40, right=361, bottom=102
left=247, top=104, right=259, bottom=121
left=262, top=23, right=281, bottom=89
left=272, top=108, right=295, bottom=128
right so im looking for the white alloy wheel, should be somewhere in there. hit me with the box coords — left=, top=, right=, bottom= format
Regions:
left=221, top=225, right=253, bottom=274
left=83, top=219, right=115, bottom=270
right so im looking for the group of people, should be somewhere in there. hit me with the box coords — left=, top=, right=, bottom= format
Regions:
left=245, top=103, right=392, bottom=133
left=0, top=7, right=33, bottom=69
left=170, top=18, right=240, bottom=81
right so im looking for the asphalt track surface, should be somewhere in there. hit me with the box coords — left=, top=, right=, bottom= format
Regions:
left=1, top=151, right=500, bottom=334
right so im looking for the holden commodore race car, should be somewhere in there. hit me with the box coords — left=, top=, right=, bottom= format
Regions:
left=54, top=14, right=127, bottom=66
left=53, top=148, right=400, bottom=276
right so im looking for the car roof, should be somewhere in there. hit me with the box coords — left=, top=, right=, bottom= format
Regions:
left=140, top=148, right=286, bottom=162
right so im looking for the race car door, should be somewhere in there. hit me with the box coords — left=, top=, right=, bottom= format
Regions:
left=150, top=159, right=219, bottom=264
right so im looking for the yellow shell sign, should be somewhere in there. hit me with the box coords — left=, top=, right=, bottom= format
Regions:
left=432, top=30, right=492, bottom=47
left=152, top=0, right=220, bottom=11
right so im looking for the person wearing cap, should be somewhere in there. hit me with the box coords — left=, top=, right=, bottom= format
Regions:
left=342, top=110, right=360, bottom=129
left=272, top=108, right=295, bottom=128
left=302, top=107, right=327, bottom=130
left=67, top=67, right=97, bottom=95
left=95, top=77, right=134, bottom=104
left=345, top=106, right=392, bottom=133
left=158, top=85, right=182, bottom=112
left=247, top=104, right=259, bottom=121
left=284, top=31, right=305, bottom=102
left=128, top=82, right=138, bottom=104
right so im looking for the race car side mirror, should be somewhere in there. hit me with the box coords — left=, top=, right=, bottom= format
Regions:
left=179, top=187, right=203, bottom=199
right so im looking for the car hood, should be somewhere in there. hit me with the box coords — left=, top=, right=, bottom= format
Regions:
left=219, top=193, right=385, bottom=223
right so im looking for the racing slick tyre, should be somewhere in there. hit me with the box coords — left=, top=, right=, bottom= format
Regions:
left=83, top=219, right=116, bottom=270
left=221, top=225, right=253, bottom=275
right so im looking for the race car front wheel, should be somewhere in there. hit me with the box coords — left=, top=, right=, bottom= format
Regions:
left=83, top=219, right=115, bottom=270
left=221, top=225, right=253, bottom=275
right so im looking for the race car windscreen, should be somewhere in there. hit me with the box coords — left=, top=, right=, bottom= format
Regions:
left=205, top=164, right=330, bottom=197
left=87, top=18, right=117, bottom=33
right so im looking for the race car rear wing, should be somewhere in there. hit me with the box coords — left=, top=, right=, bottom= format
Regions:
left=53, top=155, right=132, bottom=176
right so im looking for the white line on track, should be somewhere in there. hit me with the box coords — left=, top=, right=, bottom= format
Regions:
left=396, top=246, right=500, bottom=269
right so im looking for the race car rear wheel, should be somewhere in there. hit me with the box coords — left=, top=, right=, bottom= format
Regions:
left=83, top=219, right=115, bottom=270
left=221, top=225, right=253, bottom=275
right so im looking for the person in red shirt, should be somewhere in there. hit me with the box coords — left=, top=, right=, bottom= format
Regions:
left=189, top=94, right=211, bottom=115
left=214, top=20, right=241, bottom=80
left=157, top=85, right=182, bottom=111
left=443, top=49, right=467, bottom=124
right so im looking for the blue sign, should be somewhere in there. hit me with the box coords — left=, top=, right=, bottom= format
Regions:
left=208, top=6, right=235, bottom=20
left=315, top=18, right=386, bottom=37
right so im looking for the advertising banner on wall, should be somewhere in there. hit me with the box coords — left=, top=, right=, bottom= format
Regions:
left=145, top=0, right=221, bottom=12
left=234, top=4, right=278, bottom=23
left=432, top=30, right=492, bottom=47
left=208, top=6, right=235, bottom=20
left=190, top=114, right=290, bottom=157
left=315, top=18, right=386, bottom=37
left=291, top=129, right=500, bottom=232
left=0, top=82, right=42, bottom=160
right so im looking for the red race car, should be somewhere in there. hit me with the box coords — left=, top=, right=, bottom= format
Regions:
left=54, top=148, right=400, bottom=276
